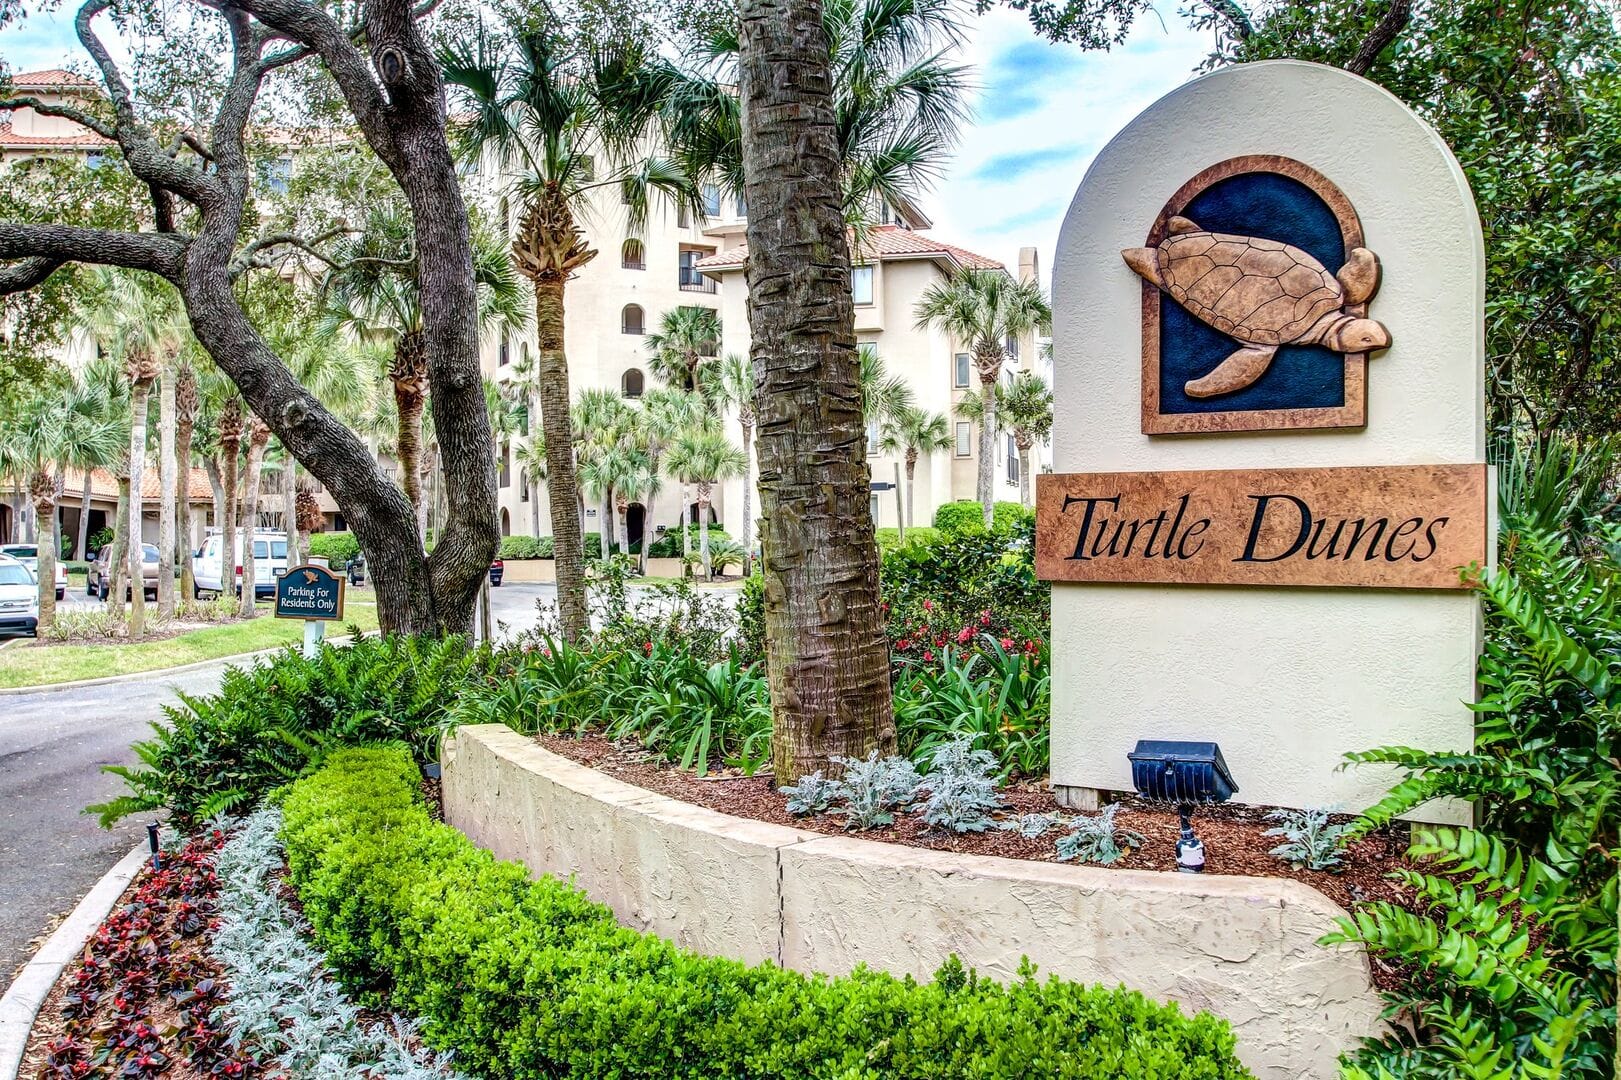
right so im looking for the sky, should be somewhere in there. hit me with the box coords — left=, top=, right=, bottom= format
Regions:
left=0, top=3, right=1214, bottom=287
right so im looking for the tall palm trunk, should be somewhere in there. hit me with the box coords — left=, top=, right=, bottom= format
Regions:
left=616, top=494, right=630, bottom=558
left=156, top=366, right=177, bottom=617
left=904, top=447, right=919, bottom=528
left=175, top=365, right=198, bottom=600
left=74, top=471, right=93, bottom=561
left=739, top=415, right=755, bottom=576
left=239, top=418, right=270, bottom=617
left=108, top=474, right=128, bottom=615
left=283, top=457, right=301, bottom=567
left=530, top=475, right=542, bottom=541
left=530, top=274, right=589, bottom=638
left=974, top=343, right=1002, bottom=526
left=30, top=471, right=57, bottom=631
left=126, top=371, right=154, bottom=640
left=1016, top=434, right=1033, bottom=507
left=739, top=0, right=897, bottom=783
left=697, top=483, right=713, bottom=581
left=218, top=399, right=243, bottom=604
left=598, top=490, right=610, bottom=556
left=681, top=485, right=691, bottom=563
left=390, top=330, right=429, bottom=535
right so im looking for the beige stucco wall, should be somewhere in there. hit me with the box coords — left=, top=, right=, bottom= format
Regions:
left=442, top=725, right=1384, bottom=1080
left=1049, top=60, right=1487, bottom=822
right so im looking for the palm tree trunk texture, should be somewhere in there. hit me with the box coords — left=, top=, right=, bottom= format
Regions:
left=905, top=448, right=918, bottom=529
left=533, top=278, right=589, bottom=639
left=740, top=418, right=754, bottom=576
left=698, top=485, right=712, bottom=581
left=530, top=479, right=542, bottom=543
left=175, top=367, right=198, bottom=601
left=738, top=0, right=897, bottom=783
left=617, top=496, right=629, bottom=558
left=239, top=419, right=270, bottom=618
left=975, top=346, right=1001, bottom=526
left=127, top=381, right=150, bottom=640
left=108, top=477, right=128, bottom=614
left=1017, top=437, right=1033, bottom=508
left=681, top=485, right=691, bottom=563
left=156, top=368, right=177, bottom=618
left=30, top=473, right=56, bottom=631
left=75, top=472, right=93, bottom=561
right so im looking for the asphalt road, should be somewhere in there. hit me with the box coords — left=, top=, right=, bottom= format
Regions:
left=0, top=582, right=554, bottom=990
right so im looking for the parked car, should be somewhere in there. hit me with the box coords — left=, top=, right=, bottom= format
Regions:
left=0, top=554, right=39, bottom=636
left=489, top=559, right=504, bottom=587
left=88, top=543, right=162, bottom=601
left=0, top=544, right=67, bottom=600
left=191, top=530, right=289, bottom=599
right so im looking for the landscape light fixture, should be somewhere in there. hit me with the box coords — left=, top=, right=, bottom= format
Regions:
left=1126, top=741, right=1238, bottom=873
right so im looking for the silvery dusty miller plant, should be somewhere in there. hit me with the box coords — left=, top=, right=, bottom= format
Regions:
left=1055, top=805, right=1145, bottom=865
left=917, top=734, right=1005, bottom=833
left=213, top=807, right=470, bottom=1080
left=825, top=750, right=922, bottom=829
left=780, top=771, right=840, bottom=816
left=1001, top=811, right=1067, bottom=839
left=1263, top=807, right=1350, bottom=871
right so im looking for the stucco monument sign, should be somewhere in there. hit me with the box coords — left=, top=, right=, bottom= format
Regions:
left=1042, top=61, right=1489, bottom=821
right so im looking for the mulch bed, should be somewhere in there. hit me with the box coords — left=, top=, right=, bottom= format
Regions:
left=533, top=732, right=1414, bottom=922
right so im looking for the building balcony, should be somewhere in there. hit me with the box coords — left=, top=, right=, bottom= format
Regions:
left=678, top=270, right=716, bottom=293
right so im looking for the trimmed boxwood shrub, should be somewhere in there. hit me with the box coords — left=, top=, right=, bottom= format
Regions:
left=307, top=531, right=362, bottom=566
left=646, top=525, right=730, bottom=558
left=876, top=526, right=942, bottom=552
left=932, top=501, right=1031, bottom=536
left=281, top=746, right=1251, bottom=1080
left=499, top=535, right=546, bottom=560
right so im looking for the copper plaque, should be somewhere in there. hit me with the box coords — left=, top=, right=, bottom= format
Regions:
left=1036, top=464, right=1488, bottom=590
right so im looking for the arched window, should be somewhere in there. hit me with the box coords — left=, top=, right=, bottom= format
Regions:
left=621, top=238, right=645, bottom=270
left=500, top=508, right=511, bottom=536
left=621, top=304, right=645, bottom=335
left=621, top=368, right=645, bottom=399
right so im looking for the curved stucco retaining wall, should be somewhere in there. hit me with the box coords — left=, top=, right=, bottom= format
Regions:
left=441, top=725, right=1383, bottom=1079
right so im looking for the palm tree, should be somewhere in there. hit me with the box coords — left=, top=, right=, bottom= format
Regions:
left=573, top=388, right=637, bottom=556
left=646, top=306, right=721, bottom=392
left=663, top=0, right=970, bottom=224
left=857, top=344, right=914, bottom=441
left=879, top=406, right=952, bottom=532
left=173, top=363, right=199, bottom=597
left=914, top=268, right=1052, bottom=525
left=321, top=204, right=525, bottom=540
left=999, top=371, right=1054, bottom=507
left=666, top=428, right=746, bottom=580
left=702, top=353, right=757, bottom=574
left=443, top=25, right=702, bottom=640
left=638, top=387, right=705, bottom=570
left=516, top=435, right=548, bottom=540
left=237, top=416, right=271, bottom=618
left=64, top=357, right=128, bottom=562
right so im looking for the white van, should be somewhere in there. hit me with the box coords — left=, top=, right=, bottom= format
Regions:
left=192, top=529, right=289, bottom=599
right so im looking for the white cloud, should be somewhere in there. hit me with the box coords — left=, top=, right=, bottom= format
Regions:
left=1, top=10, right=89, bottom=75
left=916, top=6, right=1213, bottom=286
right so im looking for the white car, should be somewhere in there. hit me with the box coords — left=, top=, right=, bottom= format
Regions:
left=0, top=554, right=39, bottom=636
left=191, top=530, right=289, bottom=600
left=0, top=544, right=67, bottom=600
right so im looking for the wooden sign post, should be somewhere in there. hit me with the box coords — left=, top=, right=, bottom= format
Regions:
left=1045, top=61, right=1488, bottom=822
left=274, top=564, right=347, bottom=658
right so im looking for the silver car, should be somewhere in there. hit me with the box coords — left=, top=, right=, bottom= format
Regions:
left=0, top=544, right=67, bottom=600
left=0, top=554, right=38, bottom=636
left=88, top=543, right=161, bottom=601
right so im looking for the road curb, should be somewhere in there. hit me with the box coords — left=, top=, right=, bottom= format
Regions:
left=0, top=843, right=149, bottom=1080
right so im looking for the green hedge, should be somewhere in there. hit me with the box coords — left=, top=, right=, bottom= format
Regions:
left=876, top=526, right=942, bottom=552
left=281, top=746, right=1250, bottom=1080
left=931, top=501, right=1032, bottom=535
left=646, top=525, right=729, bottom=558
left=499, top=535, right=551, bottom=560
left=308, top=531, right=362, bottom=566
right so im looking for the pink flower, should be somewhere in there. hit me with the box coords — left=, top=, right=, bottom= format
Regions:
left=1000, top=637, right=1014, bottom=650
left=979, top=610, right=991, bottom=626
left=643, top=641, right=654, bottom=654
left=922, top=599, right=934, bottom=611
left=897, top=638, right=912, bottom=650
left=923, top=649, right=935, bottom=662
left=956, top=626, right=973, bottom=643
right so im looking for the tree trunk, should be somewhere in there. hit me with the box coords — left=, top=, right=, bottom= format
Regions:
left=599, top=490, right=611, bottom=557
left=30, top=473, right=56, bottom=632
left=239, top=419, right=270, bottom=617
left=532, top=277, right=588, bottom=639
left=391, top=331, right=428, bottom=528
left=1017, top=436, right=1032, bottom=508
left=698, top=486, right=712, bottom=581
left=905, top=448, right=918, bottom=528
left=283, top=456, right=301, bottom=567
left=740, top=417, right=754, bottom=576
left=75, top=471, right=93, bottom=561
left=617, top=497, right=629, bottom=559
left=127, top=381, right=150, bottom=639
left=156, top=367, right=177, bottom=618
left=975, top=349, right=1001, bottom=526
left=681, top=485, right=691, bottom=563
left=108, top=476, right=128, bottom=616
left=739, top=0, right=897, bottom=784
left=175, top=366, right=198, bottom=602
left=218, top=407, right=241, bottom=608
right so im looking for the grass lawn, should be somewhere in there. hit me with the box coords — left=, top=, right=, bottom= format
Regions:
left=0, top=601, right=380, bottom=689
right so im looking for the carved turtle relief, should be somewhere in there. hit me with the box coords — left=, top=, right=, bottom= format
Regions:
left=1123, top=216, right=1391, bottom=399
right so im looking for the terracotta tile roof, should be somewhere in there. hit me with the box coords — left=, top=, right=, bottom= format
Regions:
left=61, top=467, right=215, bottom=503
left=697, top=225, right=1004, bottom=273
left=9, top=69, right=98, bottom=88
left=0, top=122, right=114, bottom=148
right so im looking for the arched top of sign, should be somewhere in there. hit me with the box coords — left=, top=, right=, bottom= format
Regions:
left=1132, top=154, right=1391, bottom=435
